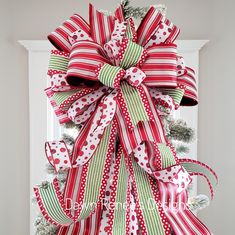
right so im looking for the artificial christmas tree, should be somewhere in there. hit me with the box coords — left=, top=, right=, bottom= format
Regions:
left=34, top=1, right=217, bottom=234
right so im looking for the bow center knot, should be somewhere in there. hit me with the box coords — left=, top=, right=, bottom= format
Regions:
left=95, top=64, right=146, bottom=88
left=94, top=19, right=148, bottom=89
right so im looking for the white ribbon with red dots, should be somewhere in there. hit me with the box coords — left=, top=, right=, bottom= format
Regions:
left=45, top=141, right=72, bottom=173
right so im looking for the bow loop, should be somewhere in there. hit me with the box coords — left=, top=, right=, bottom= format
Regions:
left=137, top=6, right=179, bottom=47
left=141, top=44, right=178, bottom=87
left=137, top=6, right=164, bottom=46
left=143, top=17, right=180, bottom=49
left=180, top=159, right=218, bottom=199
left=153, top=164, right=192, bottom=194
left=119, top=38, right=148, bottom=69
left=48, top=14, right=90, bottom=52
left=66, top=41, right=111, bottom=83
left=104, top=20, right=128, bottom=65
left=104, top=18, right=144, bottom=66
left=68, top=29, right=92, bottom=45
left=67, top=86, right=108, bottom=123
left=125, top=18, right=137, bottom=42
left=114, top=4, right=125, bottom=22
left=47, top=50, right=72, bottom=91
left=89, top=3, right=116, bottom=45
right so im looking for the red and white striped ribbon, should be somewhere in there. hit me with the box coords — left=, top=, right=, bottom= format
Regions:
left=137, top=6, right=164, bottom=46
left=89, top=3, right=115, bottom=46
left=114, top=4, right=125, bottom=22
left=158, top=182, right=212, bottom=235
left=48, top=14, right=90, bottom=52
left=115, top=103, right=165, bottom=156
left=45, top=88, right=71, bottom=124
left=178, top=67, right=198, bottom=106
left=67, top=41, right=110, bottom=82
left=141, top=44, right=178, bottom=87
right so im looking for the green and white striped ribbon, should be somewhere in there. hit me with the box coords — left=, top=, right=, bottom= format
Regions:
left=112, top=153, right=128, bottom=235
left=34, top=124, right=113, bottom=225
left=158, top=143, right=177, bottom=169
left=125, top=24, right=133, bottom=40
left=180, top=159, right=218, bottom=198
left=98, top=64, right=123, bottom=88
left=48, top=54, right=69, bottom=72
left=120, top=40, right=144, bottom=69
left=161, top=88, right=185, bottom=106
left=37, top=183, right=73, bottom=225
left=125, top=20, right=134, bottom=40
left=53, top=90, right=79, bottom=107
left=120, top=81, right=149, bottom=127
left=76, top=124, right=112, bottom=220
left=132, top=158, right=165, bottom=235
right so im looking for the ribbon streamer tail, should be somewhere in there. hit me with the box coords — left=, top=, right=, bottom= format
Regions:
left=179, top=159, right=218, bottom=199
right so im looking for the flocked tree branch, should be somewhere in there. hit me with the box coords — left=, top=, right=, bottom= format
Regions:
left=167, top=118, right=195, bottom=143
left=121, top=0, right=167, bottom=19
left=35, top=215, right=58, bottom=235
left=188, top=194, right=210, bottom=212
left=62, top=133, right=75, bottom=146
left=175, top=144, right=190, bottom=155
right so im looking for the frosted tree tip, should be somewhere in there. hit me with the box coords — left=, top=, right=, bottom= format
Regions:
left=153, top=4, right=167, bottom=16
left=188, top=194, right=210, bottom=212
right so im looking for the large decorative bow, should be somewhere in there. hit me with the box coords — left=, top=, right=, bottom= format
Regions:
left=35, top=4, right=217, bottom=235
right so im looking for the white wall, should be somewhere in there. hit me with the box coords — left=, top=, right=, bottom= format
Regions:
left=0, top=0, right=234, bottom=234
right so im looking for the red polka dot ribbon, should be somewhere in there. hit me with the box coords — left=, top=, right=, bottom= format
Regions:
left=153, top=165, right=192, bottom=194
left=45, top=141, right=72, bottom=173
left=34, top=3, right=217, bottom=235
